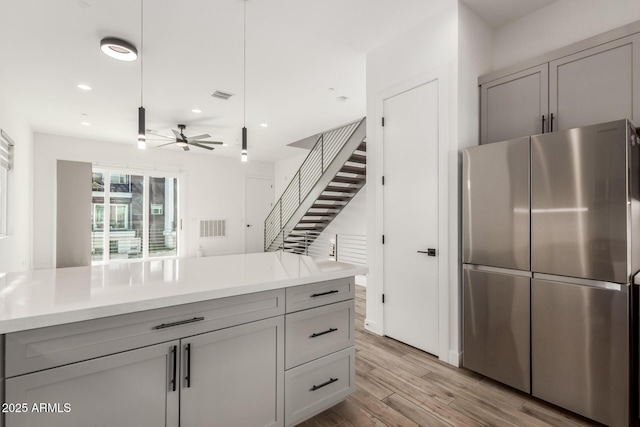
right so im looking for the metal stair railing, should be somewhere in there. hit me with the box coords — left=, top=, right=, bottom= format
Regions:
left=264, top=117, right=366, bottom=251
left=278, top=229, right=367, bottom=265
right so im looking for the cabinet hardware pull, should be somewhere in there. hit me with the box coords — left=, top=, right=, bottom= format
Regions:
left=541, top=115, right=546, bottom=133
left=550, top=113, right=554, bottom=132
left=170, top=345, right=177, bottom=392
left=154, top=317, right=205, bottom=330
left=310, top=328, right=338, bottom=338
left=310, top=290, right=339, bottom=298
left=310, top=377, right=338, bottom=391
left=185, top=343, right=191, bottom=388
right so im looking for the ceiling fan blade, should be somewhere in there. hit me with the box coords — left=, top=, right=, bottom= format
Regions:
left=147, top=131, right=173, bottom=139
left=190, top=142, right=215, bottom=151
left=195, top=140, right=224, bottom=145
left=172, top=129, right=183, bottom=140
left=186, top=134, right=211, bottom=141
left=156, top=142, right=177, bottom=147
left=182, top=145, right=190, bottom=151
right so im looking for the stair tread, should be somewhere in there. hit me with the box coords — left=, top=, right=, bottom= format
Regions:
left=331, top=176, right=365, bottom=184
left=324, top=186, right=358, bottom=192
left=339, top=166, right=366, bottom=175
left=317, top=195, right=351, bottom=201
left=358, top=142, right=366, bottom=152
left=298, top=219, right=330, bottom=223
left=348, top=154, right=366, bottom=164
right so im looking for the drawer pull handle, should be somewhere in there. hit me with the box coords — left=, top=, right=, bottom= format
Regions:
left=310, top=290, right=339, bottom=298
left=310, top=328, right=338, bottom=338
left=311, top=377, right=338, bottom=391
left=170, top=345, right=177, bottom=392
left=154, top=317, right=205, bottom=330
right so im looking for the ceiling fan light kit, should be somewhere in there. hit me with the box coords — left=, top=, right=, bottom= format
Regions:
left=100, top=37, right=138, bottom=61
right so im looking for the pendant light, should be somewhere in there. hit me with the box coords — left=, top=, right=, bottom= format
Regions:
left=241, top=0, right=248, bottom=162
left=137, top=0, right=146, bottom=150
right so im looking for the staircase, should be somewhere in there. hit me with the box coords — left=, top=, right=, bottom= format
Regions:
left=264, top=118, right=366, bottom=252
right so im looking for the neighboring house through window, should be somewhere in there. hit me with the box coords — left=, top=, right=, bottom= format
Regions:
left=91, top=168, right=181, bottom=263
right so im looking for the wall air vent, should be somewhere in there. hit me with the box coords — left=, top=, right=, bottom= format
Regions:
left=211, top=90, right=234, bottom=100
left=200, top=219, right=227, bottom=238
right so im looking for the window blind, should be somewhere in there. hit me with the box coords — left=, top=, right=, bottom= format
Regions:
left=0, top=129, right=14, bottom=170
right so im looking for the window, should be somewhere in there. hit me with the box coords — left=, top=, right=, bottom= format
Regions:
left=0, top=129, right=14, bottom=237
left=91, top=168, right=180, bottom=263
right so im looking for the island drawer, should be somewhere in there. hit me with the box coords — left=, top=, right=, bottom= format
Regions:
left=5, top=289, right=285, bottom=377
left=285, top=299, right=354, bottom=369
left=284, top=346, right=355, bottom=427
left=285, top=277, right=354, bottom=313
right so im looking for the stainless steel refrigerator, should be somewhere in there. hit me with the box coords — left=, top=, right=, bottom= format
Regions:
left=462, top=119, right=640, bottom=427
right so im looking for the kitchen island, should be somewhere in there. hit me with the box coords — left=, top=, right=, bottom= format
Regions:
left=0, top=252, right=367, bottom=427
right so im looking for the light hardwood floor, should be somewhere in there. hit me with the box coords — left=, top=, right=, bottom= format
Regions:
left=300, top=285, right=602, bottom=427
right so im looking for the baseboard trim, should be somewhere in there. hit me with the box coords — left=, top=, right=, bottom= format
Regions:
left=449, top=350, right=462, bottom=367
left=364, top=319, right=382, bottom=336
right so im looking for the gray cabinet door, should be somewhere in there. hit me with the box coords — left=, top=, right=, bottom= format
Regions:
left=463, top=268, right=530, bottom=393
left=462, top=137, right=530, bottom=270
left=480, top=64, right=548, bottom=144
left=5, top=340, right=179, bottom=427
left=532, top=278, right=629, bottom=427
left=549, top=34, right=640, bottom=131
left=180, top=316, right=284, bottom=427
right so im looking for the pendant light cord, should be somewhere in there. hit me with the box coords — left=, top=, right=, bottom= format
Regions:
left=243, top=0, right=246, bottom=127
left=140, top=0, right=144, bottom=106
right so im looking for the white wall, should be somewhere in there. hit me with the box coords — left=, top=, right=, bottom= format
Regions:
left=365, top=2, right=458, bottom=363
left=273, top=151, right=308, bottom=200
left=33, top=133, right=273, bottom=269
left=493, top=0, right=640, bottom=69
left=456, top=3, right=494, bottom=361
left=0, top=102, right=33, bottom=273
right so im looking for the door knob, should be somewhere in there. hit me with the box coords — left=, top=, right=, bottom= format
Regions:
left=417, top=249, right=437, bottom=256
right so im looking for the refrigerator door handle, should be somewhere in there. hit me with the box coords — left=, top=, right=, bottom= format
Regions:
left=541, top=115, right=546, bottom=134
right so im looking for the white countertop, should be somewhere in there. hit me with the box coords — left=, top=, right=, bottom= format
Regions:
left=0, top=252, right=367, bottom=334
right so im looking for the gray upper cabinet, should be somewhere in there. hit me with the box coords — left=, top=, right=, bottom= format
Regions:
left=549, top=34, right=640, bottom=131
left=480, top=65, right=548, bottom=144
left=480, top=29, right=640, bottom=144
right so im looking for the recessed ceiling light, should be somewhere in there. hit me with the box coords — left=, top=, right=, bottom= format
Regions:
left=77, top=84, right=92, bottom=91
left=336, top=96, right=349, bottom=102
left=260, top=123, right=268, bottom=127
left=192, top=108, right=202, bottom=114
left=100, top=37, right=138, bottom=61
left=81, top=122, right=91, bottom=126
left=328, top=87, right=335, bottom=91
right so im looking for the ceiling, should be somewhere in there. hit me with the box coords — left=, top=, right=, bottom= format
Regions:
left=0, top=0, right=555, bottom=162
left=460, top=0, right=557, bottom=28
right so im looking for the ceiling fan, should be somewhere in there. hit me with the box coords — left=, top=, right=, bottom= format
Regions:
left=151, top=124, right=223, bottom=151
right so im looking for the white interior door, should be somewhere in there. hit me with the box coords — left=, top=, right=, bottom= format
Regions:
left=383, top=80, right=439, bottom=355
left=245, top=177, right=274, bottom=253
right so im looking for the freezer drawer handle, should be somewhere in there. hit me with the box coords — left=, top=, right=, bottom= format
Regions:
left=153, top=317, right=205, bottom=330
left=310, top=290, right=339, bottom=298
left=310, top=377, right=338, bottom=391
left=310, top=328, right=338, bottom=338
left=418, top=249, right=437, bottom=257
